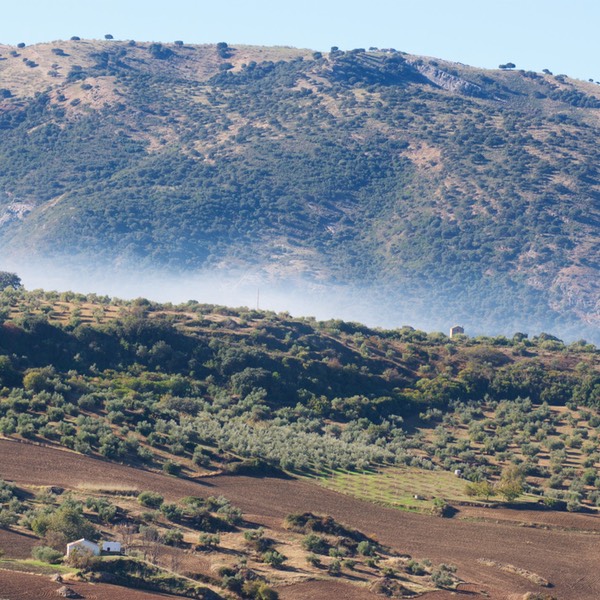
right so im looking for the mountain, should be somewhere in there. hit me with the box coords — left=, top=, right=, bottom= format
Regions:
left=0, top=39, right=599, bottom=341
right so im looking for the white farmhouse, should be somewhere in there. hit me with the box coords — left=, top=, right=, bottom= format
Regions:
left=101, top=541, right=122, bottom=554
left=66, top=538, right=100, bottom=557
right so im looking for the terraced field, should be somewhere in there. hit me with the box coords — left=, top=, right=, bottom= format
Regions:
left=308, top=466, right=538, bottom=512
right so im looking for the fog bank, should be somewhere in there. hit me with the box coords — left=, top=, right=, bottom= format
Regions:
left=4, top=259, right=598, bottom=345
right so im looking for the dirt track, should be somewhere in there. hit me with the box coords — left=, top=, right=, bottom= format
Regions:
left=1, top=439, right=599, bottom=599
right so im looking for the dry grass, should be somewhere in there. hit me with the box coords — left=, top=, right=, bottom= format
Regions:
left=75, top=483, right=141, bottom=496
left=308, top=466, right=481, bottom=512
left=477, top=558, right=551, bottom=587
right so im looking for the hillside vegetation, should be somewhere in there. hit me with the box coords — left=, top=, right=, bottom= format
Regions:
left=0, top=286, right=599, bottom=508
left=0, top=39, right=599, bottom=340
left=0, top=286, right=599, bottom=598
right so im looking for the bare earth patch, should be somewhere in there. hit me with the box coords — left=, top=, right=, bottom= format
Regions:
left=477, top=558, right=550, bottom=587
left=0, top=570, right=176, bottom=600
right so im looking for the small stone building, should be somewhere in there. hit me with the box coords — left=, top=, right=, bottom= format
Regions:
left=449, top=325, right=464, bottom=338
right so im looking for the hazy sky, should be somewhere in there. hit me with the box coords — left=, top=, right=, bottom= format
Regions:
left=2, top=0, right=599, bottom=82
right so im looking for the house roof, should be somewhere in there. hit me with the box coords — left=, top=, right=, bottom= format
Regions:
left=67, top=538, right=97, bottom=546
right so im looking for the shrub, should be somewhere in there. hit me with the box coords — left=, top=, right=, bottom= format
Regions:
left=217, top=503, right=243, bottom=526
left=431, top=563, right=457, bottom=588
left=465, top=480, right=495, bottom=500
left=163, top=460, right=182, bottom=476
left=222, top=573, right=244, bottom=593
left=149, top=43, right=173, bottom=60
left=0, top=509, right=18, bottom=528
left=406, top=560, right=426, bottom=575
left=328, top=558, right=342, bottom=575
left=357, top=540, right=376, bottom=556
left=198, top=533, right=220, bottom=549
left=65, top=546, right=100, bottom=570
left=163, top=529, right=184, bottom=546
left=542, top=495, right=561, bottom=509
left=192, top=447, right=211, bottom=467
left=137, top=446, right=154, bottom=462
left=301, top=533, right=329, bottom=554
left=138, top=491, right=164, bottom=509
left=32, top=545, right=63, bottom=564
left=242, top=581, right=278, bottom=600
left=244, top=528, right=271, bottom=552
left=431, top=497, right=452, bottom=517
left=160, top=503, right=183, bottom=522
left=262, top=550, right=287, bottom=568
left=86, top=498, right=117, bottom=524
left=0, top=479, right=17, bottom=502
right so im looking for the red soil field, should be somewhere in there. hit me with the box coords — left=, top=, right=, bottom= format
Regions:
left=1, top=439, right=599, bottom=599
left=0, top=529, right=38, bottom=559
left=0, top=570, right=178, bottom=600
left=277, top=580, right=487, bottom=599
left=456, top=502, right=600, bottom=531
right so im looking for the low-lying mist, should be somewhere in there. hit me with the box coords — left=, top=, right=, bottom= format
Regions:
left=4, top=259, right=599, bottom=345
left=11, top=260, right=431, bottom=327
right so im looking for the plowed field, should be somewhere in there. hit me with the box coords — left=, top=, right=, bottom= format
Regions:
left=0, top=529, right=38, bottom=559
left=276, top=580, right=489, bottom=599
left=1, top=439, right=599, bottom=599
left=0, top=570, right=177, bottom=599
left=277, top=579, right=379, bottom=599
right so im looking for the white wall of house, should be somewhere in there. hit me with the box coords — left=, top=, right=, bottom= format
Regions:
left=101, top=541, right=122, bottom=553
left=66, top=538, right=100, bottom=556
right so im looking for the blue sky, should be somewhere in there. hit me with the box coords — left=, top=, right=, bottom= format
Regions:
left=2, top=0, right=599, bottom=82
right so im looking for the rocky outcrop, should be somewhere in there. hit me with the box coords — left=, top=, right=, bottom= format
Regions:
left=0, top=196, right=34, bottom=227
left=412, top=62, right=485, bottom=96
left=56, top=586, right=82, bottom=598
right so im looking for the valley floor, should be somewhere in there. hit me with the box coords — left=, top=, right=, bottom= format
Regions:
left=1, top=439, right=600, bottom=599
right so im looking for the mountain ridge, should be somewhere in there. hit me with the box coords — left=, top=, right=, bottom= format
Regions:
left=0, top=39, right=599, bottom=341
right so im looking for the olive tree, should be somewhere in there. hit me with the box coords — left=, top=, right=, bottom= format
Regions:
left=0, top=272, right=22, bottom=291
